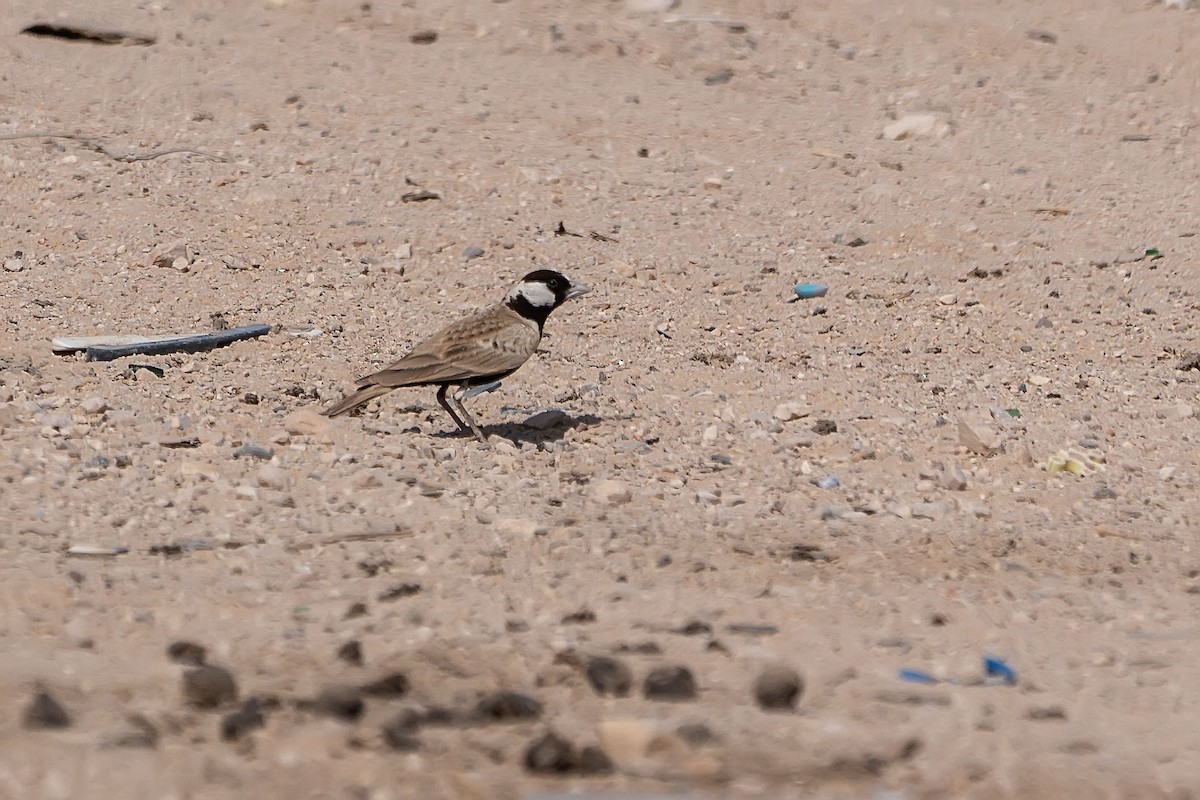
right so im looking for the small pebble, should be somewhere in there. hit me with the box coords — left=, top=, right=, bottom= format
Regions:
left=381, top=711, right=421, bottom=751
left=22, top=690, right=72, bottom=729
left=524, top=731, right=577, bottom=773
left=3, top=258, right=24, bottom=273
left=312, top=684, right=365, bottom=721
left=463, top=245, right=485, bottom=261
left=233, top=444, right=274, bottom=461
left=643, top=665, right=697, bottom=701
left=336, top=640, right=363, bottom=666
left=585, top=656, right=633, bottom=697
left=183, top=665, right=238, bottom=709
left=754, top=665, right=804, bottom=711
left=220, top=699, right=265, bottom=741
left=167, top=640, right=207, bottom=666
left=360, top=671, right=410, bottom=697
left=474, top=691, right=543, bottom=722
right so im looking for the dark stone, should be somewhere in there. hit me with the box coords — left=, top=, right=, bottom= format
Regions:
left=585, top=656, right=632, bottom=697
left=524, top=732, right=576, bottom=773
left=312, top=684, right=365, bottom=721
left=378, top=583, right=421, bottom=601
left=643, top=666, right=697, bottom=701
left=344, top=601, right=369, bottom=619
left=22, top=690, right=72, bottom=729
left=381, top=710, right=421, bottom=751
left=813, top=419, right=838, bottom=435
left=336, top=640, right=363, bottom=666
left=754, top=665, right=804, bottom=711
left=676, top=722, right=719, bottom=746
left=561, top=608, right=595, bottom=624
left=576, top=745, right=614, bottom=774
left=166, top=640, right=207, bottom=666
left=360, top=671, right=409, bottom=698
left=676, top=620, right=711, bottom=636
left=220, top=699, right=265, bottom=741
left=474, top=691, right=542, bottom=722
left=183, top=665, right=238, bottom=709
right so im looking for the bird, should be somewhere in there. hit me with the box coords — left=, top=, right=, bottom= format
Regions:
left=322, top=269, right=590, bottom=442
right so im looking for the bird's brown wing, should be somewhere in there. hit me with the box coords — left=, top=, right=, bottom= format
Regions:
left=358, top=305, right=541, bottom=389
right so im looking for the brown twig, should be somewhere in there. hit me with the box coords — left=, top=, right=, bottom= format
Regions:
left=0, top=131, right=227, bottom=162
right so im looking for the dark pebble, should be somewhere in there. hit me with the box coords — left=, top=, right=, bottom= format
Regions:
left=232, top=444, right=274, bottom=461
left=221, top=699, right=266, bottom=741
left=381, top=710, right=421, bottom=751
left=524, top=732, right=576, bottom=773
left=345, top=601, right=369, bottom=619
left=576, top=745, right=615, bottom=775
left=167, top=640, right=207, bottom=666
left=360, top=671, right=410, bottom=698
left=754, top=665, right=804, bottom=711
left=378, top=583, right=421, bottom=601
left=676, top=721, right=719, bottom=746
left=561, top=608, right=595, bottom=624
left=410, top=29, right=438, bottom=44
left=585, top=656, right=632, bottom=697
left=474, top=691, right=542, bottom=722
left=337, top=640, right=364, bottom=666
left=183, top=665, right=238, bottom=709
left=644, top=666, right=697, bottom=701
left=704, top=67, right=734, bottom=85
left=813, top=419, right=838, bottom=435
left=676, top=620, right=712, bottom=636
left=22, top=690, right=72, bottom=729
left=312, top=684, right=365, bottom=721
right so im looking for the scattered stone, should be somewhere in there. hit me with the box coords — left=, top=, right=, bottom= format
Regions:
left=311, top=684, right=365, bottom=721
left=1177, top=352, right=1200, bottom=371
left=1026, top=28, right=1057, bottom=44
left=1093, top=485, right=1118, bottom=500
left=1026, top=705, right=1068, bottom=721
left=381, top=711, right=421, bottom=751
left=772, top=401, right=811, bottom=421
left=80, top=397, right=109, bottom=415
left=577, top=745, right=616, bottom=774
left=255, top=464, right=290, bottom=491
left=183, top=665, right=238, bottom=709
left=474, top=691, right=542, bottom=722
left=167, top=640, right=207, bottom=666
left=378, top=582, right=422, bottom=601
left=726, top=622, right=779, bottom=636
left=911, top=501, right=950, bottom=521
left=813, top=419, right=838, bottom=435
left=360, top=671, right=410, bottom=697
left=593, top=479, right=633, bottom=506
left=337, top=640, right=363, bottom=666
left=1172, top=402, right=1195, bottom=420
left=883, top=114, right=951, bottom=141
left=524, top=732, right=577, bottom=774
left=282, top=408, right=331, bottom=438
left=462, top=245, right=485, bottom=261
left=523, top=408, right=568, bottom=430
left=939, top=462, right=969, bottom=491
left=754, top=665, right=804, bottom=711
left=958, top=416, right=1003, bottom=455
left=704, top=67, right=734, bottom=85
left=3, top=257, right=24, bottom=272
left=644, top=666, right=697, bottom=701
left=586, top=656, right=633, bottom=697
left=676, top=722, right=719, bottom=745
left=937, top=293, right=958, bottom=306
left=22, top=690, right=72, bottom=729
left=220, top=699, right=265, bottom=741
left=232, top=444, right=274, bottom=460
left=410, top=29, right=438, bottom=44
left=147, top=240, right=191, bottom=271
left=561, top=608, right=596, bottom=624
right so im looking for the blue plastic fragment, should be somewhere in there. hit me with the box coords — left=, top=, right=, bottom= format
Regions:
left=816, top=475, right=840, bottom=489
left=898, top=668, right=939, bottom=685
left=794, top=282, right=829, bottom=299
left=983, top=656, right=1017, bottom=686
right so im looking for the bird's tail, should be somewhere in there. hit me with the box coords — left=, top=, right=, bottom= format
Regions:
left=322, top=384, right=393, bottom=417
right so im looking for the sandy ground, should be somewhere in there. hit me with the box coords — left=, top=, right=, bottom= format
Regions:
left=2, top=0, right=1200, bottom=797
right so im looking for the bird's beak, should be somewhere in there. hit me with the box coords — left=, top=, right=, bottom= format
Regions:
left=566, top=281, right=591, bottom=300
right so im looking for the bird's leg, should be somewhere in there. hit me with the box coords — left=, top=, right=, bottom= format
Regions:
left=435, top=385, right=470, bottom=435
left=451, top=387, right=489, bottom=444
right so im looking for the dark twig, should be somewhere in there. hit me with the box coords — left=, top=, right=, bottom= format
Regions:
left=0, top=131, right=227, bottom=163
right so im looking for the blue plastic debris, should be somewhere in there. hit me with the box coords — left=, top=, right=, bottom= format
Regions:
left=794, top=282, right=829, bottom=299
left=897, top=668, right=939, bottom=685
left=816, top=475, right=840, bottom=489
left=983, top=656, right=1017, bottom=686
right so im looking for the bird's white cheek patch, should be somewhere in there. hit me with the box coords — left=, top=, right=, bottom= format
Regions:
left=511, top=282, right=557, bottom=308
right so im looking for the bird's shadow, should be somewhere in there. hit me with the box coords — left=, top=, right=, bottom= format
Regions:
left=431, top=412, right=604, bottom=445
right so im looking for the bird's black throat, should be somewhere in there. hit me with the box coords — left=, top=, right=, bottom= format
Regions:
left=506, top=295, right=553, bottom=332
